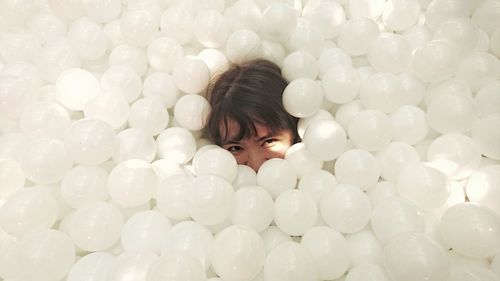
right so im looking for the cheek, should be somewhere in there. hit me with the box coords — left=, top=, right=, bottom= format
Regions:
left=233, top=153, right=246, bottom=165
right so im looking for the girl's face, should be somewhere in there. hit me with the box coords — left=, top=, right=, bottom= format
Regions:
left=221, top=122, right=294, bottom=171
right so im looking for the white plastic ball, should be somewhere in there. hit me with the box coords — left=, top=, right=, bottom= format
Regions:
left=338, top=17, right=380, bottom=56
left=146, top=37, right=183, bottom=73
left=37, top=39, right=81, bottom=83
left=107, top=251, right=158, bottom=281
left=232, top=164, right=257, bottom=189
left=69, top=202, right=124, bottom=252
left=83, top=0, right=122, bottom=23
left=173, top=56, right=211, bottom=94
left=390, top=105, right=429, bottom=145
left=427, top=133, right=481, bottom=179
left=193, top=10, right=228, bottom=48
left=411, top=40, right=457, bottom=83
left=19, top=101, right=71, bottom=140
left=212, top=225, right=265, bottom=281
left=398, top=72, right=425, bottom=105
left=56, top=68, right=99, bottom=111
left=384, top=232, right=450, bottom=281
left=230, top=186, right=274, bottom=232
left=108, top=44, right=148, bottom=76
left=472, top=0, right=500, bottom=35
left=433, top=18, right=479, bottom=56
left=287, top=18, right=324, bottom=58
left=346, top=264, right=391, bottom=281
left=143, top=72, right=180, bottom=108
left=303, top=119, right=347, bottom=161
left=376, top=142, right=421, bottom=182
left=359, top=73, right=404, bottom=113
left=366, top=181, right=398, bottom=206
left=61, top=165, right=109, bottom=209
left=281, top=51, right=319, bottom=81
left=157, top=127, right=197, bottom=164
left=302, top=0, right=345, bottom=39
left=261, top=3, right=298, bottom=42
left=346, top=230, right=384, bottom=267
left=298, top=169, right=337, bottom=204
left=260, top=225, right=292, bottom=253
left=318, top=47, right=353, bottom=77
left=26, top=12, right=67, bottom=44
left=121, top=210, right=171, bottom=253
left=472, top=114, right=500, bottom=160
left=120, top=8, right=159, bottom=47
left=264, top=241, right=318, bottom=281
left=162, top=220, right=214, bottom=270
left=0, top=187, right=58, bottom=237
left=347, top=110, right=392, bottom=151
left=425, top=0, right=470, bottom=30
left=0, top=158, right=25, bottom=200
left=274, top=189, right=318, bottom=236
left=108, top=159, right=157, bottom=208
left=297, top=109, right=334, bottom=139
left=65, top=118, right=116, bottom=165
left=225, top=29, right=262, bottom=64
left=475, top=82, right=500, bottom=118
left=103, top=21, right=125, bottom=48
left=334, top=100, right=365, bottom=129
left=257, top=158, right=297, bottom=198
left=128, top=98, right=169, bottom=136
left=367, top=33, right=412, bottom=74
left=440, top=203, right=500, bottom=258
left=301, top=226, right=350, bottom=280
left=349, top=0, right=386, bottom=19
left=193, top=146, right=238, bottom=182
left=334, top=149, right=381, bottom=191
left=66, top=252, right=114, bottom=281
left=321, top=65, right=360, bottom=104
left=0, top=31, right=41, bottom=64
left=48, top=0, right=84, bottom=21
left=156, top=173, right=192, bottom=220
left=113, top=128, right=157, bottom=163
left=427, top=93, right=476, bottom=134
left=173, top=94, right=211, bottom=131
left=188, top=175, right=235, bottom=226
left=282, top=78, right=322, bottom=118
left=492, top=254, right=500, bottom=276
left=403, top=24, right=433, bottom=51
left=0, top=76, right=39, bottom=119
left=371, top=196, right=425, bottom=243
left=284, top=143, right=324, bottom=179
left=224, top=0, right=262, bottom=32
left=383, top=0, right=421, bottom=31
left=198, top=48, right=230, bottom=77
left=448, top=265, right=500, bottom=281
left=320, top=184, right=371, bottom=233
left=68, top=17, right=108, bottom=60
left=466, top=165, right=500, bottom=216
left=101, top=65, right=142, bottom=103
left=455, top=51, right=500, bottom=92
left=425, top=77, right=472, bottom=105
left=147, top=252, right=206, bottom=281
left=160, top=5, right=193, bottom=44
left=83, top=91, right=130, bottom=129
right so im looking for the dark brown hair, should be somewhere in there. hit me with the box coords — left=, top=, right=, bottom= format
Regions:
left=206, top=59, right=299, bottom=145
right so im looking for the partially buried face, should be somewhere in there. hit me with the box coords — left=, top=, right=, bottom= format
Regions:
left=220, top=121, right=294, bottom=171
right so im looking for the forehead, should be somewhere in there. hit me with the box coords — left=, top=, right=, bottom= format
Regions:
left=221, top=119, right=270, bottom=141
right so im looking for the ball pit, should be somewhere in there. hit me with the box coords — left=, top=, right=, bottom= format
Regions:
left=0, top=0, right=500, bottom=280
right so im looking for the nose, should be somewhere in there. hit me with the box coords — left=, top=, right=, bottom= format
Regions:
left=245, top=149, right=269, bottom=172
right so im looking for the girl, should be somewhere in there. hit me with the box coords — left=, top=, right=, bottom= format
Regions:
left=206, top=59, right=300, bottom=171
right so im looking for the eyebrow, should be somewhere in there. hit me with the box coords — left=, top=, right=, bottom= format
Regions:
left=222, top=133, right=274, bottom=145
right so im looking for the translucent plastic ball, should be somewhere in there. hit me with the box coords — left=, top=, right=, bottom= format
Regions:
left=302, top=0, right=345, bottom=39
left=83, top=0, right=121, bottom=23
left=301, top=226, right=350, bottom=280
left=334, top=100, right=365, bottom=129
left=448, top=265, right=500, bottom=281
left=156, top=173, right=192, bottom=220
left=346, top=230, right=384, bottom=267
left=321, top=65, right=360, bottom=104
left=302, top=119, right=347, bottom=161
left=425, top=0, right=470, bottom=30
left=160, top=5, right=193, bottom=44
left=68, top=17, right=108, bottom=60
left=382, top=0, right=421, bottom=31
left=384, top=233, right=450, bottom=281
left=121, top=210, right=171, bottom=253
left=83, top=91, right=130, bottom=129
left=193, top=10, right=228, bottom=48
left=108, top=44, right=148, bottom=76
left=366, top=181, right=398, bottom=206
left=347, top=110, right=392, bottom=151
left=66, top=252, right=115, bottom=281
left=162, top=220, right=214, bottom=270
left=128, top=98, right=169, bottom=136
left=172, top=56, right=210, bottom=94
left=440, top=203, right=500, bottom=258
left=257, top=158, right=297, bottom=198
left=6, top=229, right=75, bottom=281
left=65, top=118, right=116, bottom=165
left=233, top=164, right=257, bottom=189
left=472, top=0, right=500, bottom=35
left=26, top=12, right=67, bottom=44
left=212, top=225, right=265, bottom=281
left=397, top=73, right=425, bottom=106
left=260, top=3, right=298, bottom=42
left=0, top=187, right=58, bottom=237
left=48, top=0, right=84, bottom=21
left=475, top=82, right=500, bottom=118
left=55, top=68, right=99, bottom=111
left=120, top=8, right=159, bottom=47
left=101, top=65, right=143, bottom=103
left=334, top=149, right=381, bottom=191
left=69, top=202, right=124, bottom=252
left=0, top=31, right=40, bottom=64
left=367, top=33, right=411, bottom=74
left=345, top=264, right=391, bottom=281
left=376, top=142, right=420, bottom=182
left=427, top=133, right=481, bottom=180
left=61, top=165, right=109, bottom=209
left=371, top=196, right=425, bottom=243
left=37, top=39, right=81, bottom=83
left=297, top=169, right=337, bottom=205
left=317, top=47, right=353, bottom=78
left=410, top=40, right=457, bottom=83
left=455, top=51, right=500, bottom=92
left=188, top=175, right=235, bottom=226
left=173, top=94, right=211, bottom=131
left=264, top=241, right=318, bottom=281
left=0, top=76, right=39, bottom=119
left=338, top=17, right=380, bottom=56
left=427, top=93, right=476, bottom=134
left=224, top=0, right=262, bottom=32
left=107, top=251, right=158, bottom=281
left=147, top=252, right=206, bottom=281
left=260, top=225, right=292, bottom=253
left=0, top=158, right=24, bottom=200
left=157, top=127, right=197, bottom=164
left=0, top=133, right=29, bottom=162
left=143, top=72, right=180, bottom=108
left=282, top=78, right=322, bottom=118
left=284, top=143, right=324, bottom=179
left=113, top=128, right=157, bottom=163
left=390, top=105, right=429, bottom=145
left=287, top=18, right=325, bottom=58
left=20, top=137, right=73, bottom=184
left=320, top=184, right=371, bottom=233
left=466, top=165, right=500, bottom=216
left=19, top=101, right=71, bottom=140
left=108, top=159, right=157, bottom=208
left=493, top=254, right=500, bottom=276
left=225, top=29, right=262, bottom=64
left=193, top=146, right=238, bottom=183
left=297, top=109, right=334, bottom=139
left=146, top=37, right=183, bottom=73
left=425, top=77, right=472, bottom=106
left=433, top=18, right=478, bottom=56
left=274, top=189, right=318, bottom=236
left=472, top=114, right=500, bottom=160
left=230, top=186, right=274, bottom=232
left=198, top=48, right=230, bottom=77
left=281, top=51, right=319, bottom=81
left=359, top=73, right=404, bottom=113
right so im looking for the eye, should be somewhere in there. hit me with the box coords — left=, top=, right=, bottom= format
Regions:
left=262, top=138, right=277, bottom=147
left=225, top=145, right=243, bottom=153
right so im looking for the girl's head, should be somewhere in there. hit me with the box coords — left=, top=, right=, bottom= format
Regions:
left=206, top=59, right=299, bottom=171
